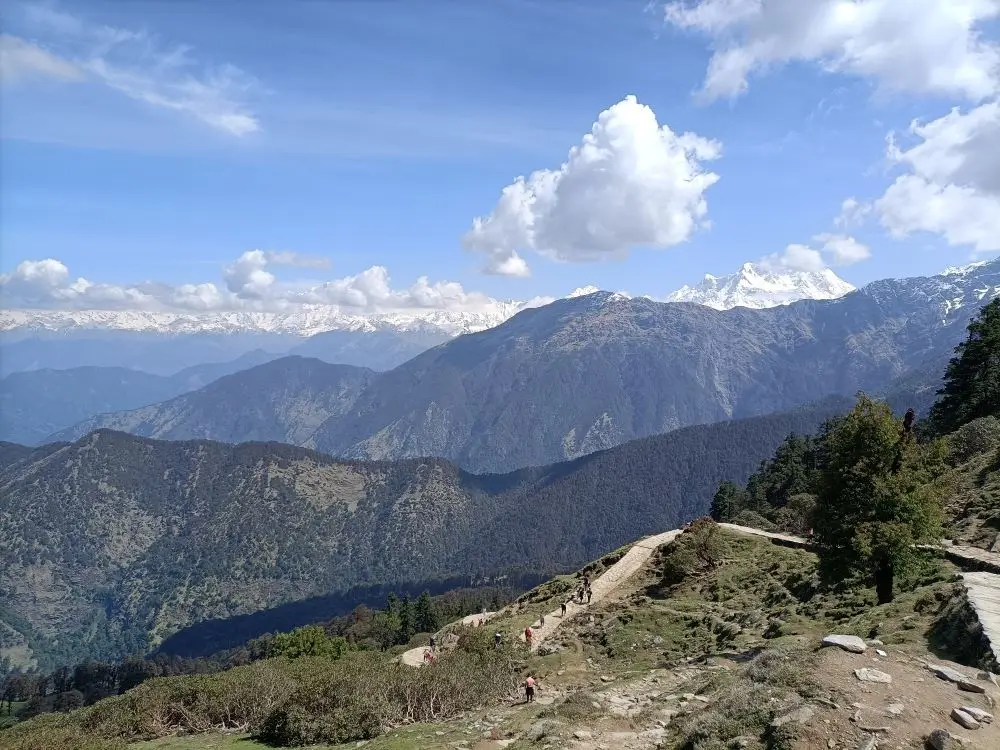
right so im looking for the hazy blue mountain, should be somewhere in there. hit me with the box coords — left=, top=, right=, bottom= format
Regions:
left=0, top=350, right=281, bottom=445
left=49, top=357, right=376, bottom=446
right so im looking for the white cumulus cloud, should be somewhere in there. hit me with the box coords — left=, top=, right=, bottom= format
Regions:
left=664, top=0, right=1000, bottom=102
left=761, top=233, right=870, bottom=271
left=463, top=95, right=721, bottom=276
left=0, top=253, right=505, bottom=315
left=874, top=101, right=1000, bottom=252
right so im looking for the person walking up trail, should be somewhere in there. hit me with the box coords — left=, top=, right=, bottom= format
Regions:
left=524, top=674, right=536, bottom=703
left=586, top=587, right=592, bottom=604
left=560, top=600, right=567, bottom=617
left=494, top=631, right=502, bottom=649
left=524, top=625, right=533, bottom=649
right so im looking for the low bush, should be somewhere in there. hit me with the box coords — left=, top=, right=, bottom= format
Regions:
left=948, top=416, right=1000, bottom=464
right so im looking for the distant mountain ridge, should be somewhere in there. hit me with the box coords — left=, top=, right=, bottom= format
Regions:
left=52, top=259, right=1000, bottom=473
left=1, top=399, right=847, bottom=669
left=665, top=262, right=855, bottom=310
left=0, top=349, right=279, bottom=445
left=50, top=357, right=375, bottom=446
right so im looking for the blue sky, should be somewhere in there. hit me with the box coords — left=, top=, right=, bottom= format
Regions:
left=2, top=0, right=999, bottom=313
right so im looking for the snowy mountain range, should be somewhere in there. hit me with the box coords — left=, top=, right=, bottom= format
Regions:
left=665, top=263, right=856, bottom=310
left=0, top=265, right=858, bottom=339
left=0, top=302, right=530, bottom=338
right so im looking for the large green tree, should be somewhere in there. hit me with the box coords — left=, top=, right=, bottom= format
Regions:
left=814, top=394, right=944, bottom=603
left=928, top=298, right=1000, bottom=435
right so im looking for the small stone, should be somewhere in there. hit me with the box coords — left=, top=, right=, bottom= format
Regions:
left=926, top=728, right=959, bottom=750
left=959, top=705, right=994, bottom=723
left=851, top=709, right=862, bottom=723
left=855, top=668, right=892, bottom=684
left=827, top=739, right=837, bottom=749
left=859, top=726, right=890, bottom=733
left=950, top=708, right=981, bottom=730
left=823, top=634, right=868, bottom=653
left=573, top=730, right=592, bottom=740
left=868, top=639, right=885, bottom=646
left=875, top=649, right=888, bottom=657
left=856, top=735, right=877, bottom=750
left=600, top=675, right=613, bottom=682
left=683, top=692, right=696, bottom=700
left=771, top=705, right=815, bottom=727
left=886, top=702, right=905, bottom=716
left=694, top=695, right=710, bottom=703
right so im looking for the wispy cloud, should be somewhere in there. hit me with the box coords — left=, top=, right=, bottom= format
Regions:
left=5, top=4, right=260, bottom=136
left=0, top=33, right=82, bottom=82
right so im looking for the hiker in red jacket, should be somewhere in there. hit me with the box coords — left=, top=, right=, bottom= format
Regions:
left=524, top=625, right=533, bottom=648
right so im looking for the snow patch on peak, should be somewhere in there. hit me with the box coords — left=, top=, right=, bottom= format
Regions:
left=666, top=263, right=855, bottom=310
left=568, top=285, right=602, bottom=298
left=942, top=260, right=991, bottom=277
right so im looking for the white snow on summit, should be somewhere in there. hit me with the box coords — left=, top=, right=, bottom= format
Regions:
left=665, top=262, right=855, bottom=311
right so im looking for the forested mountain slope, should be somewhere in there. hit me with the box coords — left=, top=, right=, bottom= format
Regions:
left=0, top=397, right=846, bottom=669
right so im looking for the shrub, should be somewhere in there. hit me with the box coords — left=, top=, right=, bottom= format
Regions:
left=81, top=660, right=296, bottom=739
left=0, top=712, right=126, bottom=750
left=260, top=638, right=522, bottom=746
left=663, top=518, right=726, bottom=584
left=948, top=416, right=1000, bottom=464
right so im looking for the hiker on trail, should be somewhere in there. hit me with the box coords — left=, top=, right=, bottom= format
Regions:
left=586, top=587, right=592, bottom=604
left=524, top=625, right=533, bottom=648
left=423, top=649, right=432, bottom=664
left=494, top=631, right=502, bottom=649
left=561, top=600, right=567, bottom=617
left=577, top=586, right=584, bottom=603
left=583, top=574, right=590, bottom=588
left=429, top=635, right=436, bottom=651
left=524, top=674, right=536, bottom=703
left=539, top=613, right=545, bottom=627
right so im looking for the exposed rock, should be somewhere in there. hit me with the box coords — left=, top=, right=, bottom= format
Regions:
left=886, top=702, right=905, bottom=717
left=856, top=735, right=877, bottom=750
left=525, top=720, right=563, bottom=741
left=931, top=665, right=970, bottom=684
left=771, top=705, right=816, bottom=727
left=537, top=644, right=562, bottom=656
left=855, top=668, right=892, bottom=684
left=978, top=670, right=999, bottom=687
left=823, top=634, right=868, bottom=653
left=925, top=728, right=960, bottom=749
left=957, top=679, right=987, bottom=694
left=875, top=649, right=888, bottom=657
left=959, top=706, right=994, bottom=723
left=950, top=708, right=981, bottom=730
left=573, top=729, right=592, bottom=740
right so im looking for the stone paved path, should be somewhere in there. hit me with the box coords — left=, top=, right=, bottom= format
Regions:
left=960, top=572, right=1000, bottom=666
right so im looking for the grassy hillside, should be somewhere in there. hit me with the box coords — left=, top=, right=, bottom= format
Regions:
left=3, top=527, right=995, bottom=750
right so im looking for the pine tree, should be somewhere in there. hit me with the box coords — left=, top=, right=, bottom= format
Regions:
left=814, top=394, right=944, bottom=603
left=710, top=482, right=745, bottom=522
left=397, top=595, right=415, bottom=644
left=927, top=298, right=1000, bottom=435
left=414, top=591, right=439, bottom=634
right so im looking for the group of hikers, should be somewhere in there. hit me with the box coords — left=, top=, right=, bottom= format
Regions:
left=424, top=574, right=597, bottom=701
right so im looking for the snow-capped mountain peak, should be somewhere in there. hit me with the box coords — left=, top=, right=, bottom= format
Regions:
left=665, top=262, right=855, bottom=310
